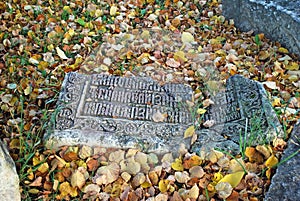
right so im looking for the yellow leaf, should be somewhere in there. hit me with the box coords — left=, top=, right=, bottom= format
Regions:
left=184, top=126, right=195, bottom=138
left=266, top=168, right=272, bottom=180
left=181, top=32, right=194, bottom=43
left=141, top=181, right=152, bottom=188
left=110, top=5, right=118, bottom=16
left=218, top=171, right=244, bottom=188
left=171, top=158, right=184, bottom=171
left=24, top=85, right=31, bottom=95
left=158, top=179, right=170, bottom=193
left=278, top=47, right=289, bottom=54
left=197, top=108, right=207, bottom=115
left=272, top=98, right=281, bottom=107
left=285, top=62, right=299, bottom=70
left=59, top=182, right=72, bottom=197
left=174, top=51, right=188, bottom=62
left=28, top=188, right=40, bottom=194
left=38, top=162, right=49, bottom=174
left=265, top=155, right=278, bottom=168
left=215, top=49, right=226, bottom=57
left=212, top=172, right=223, bottom=184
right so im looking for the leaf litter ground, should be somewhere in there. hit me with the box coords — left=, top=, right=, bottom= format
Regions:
left=0, top=0, right=299, bottom=200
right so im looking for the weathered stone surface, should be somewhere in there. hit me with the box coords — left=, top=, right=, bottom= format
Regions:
left=0, top=140, right=21, bottom=201
left=192, top=75, right=284, bottom=154
left=45, top=72, right=193, bottom=153
left=264, top=120, right=300, bottom=201
left=222, top=0, right=300, bottom=56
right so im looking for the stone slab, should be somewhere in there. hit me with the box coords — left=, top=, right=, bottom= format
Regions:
left=192, top=75, right=284, bottom=154
left=0, top=140, right=21, bottom=201
left=264, top=120, right=300, bottom=201
left=222, top=0, right=300, bottom=56
left=45, top=72, right=193, bottom=153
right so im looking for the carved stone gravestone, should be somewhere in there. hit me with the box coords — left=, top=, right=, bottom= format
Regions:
left=192, top=75, right=284, bottom=154
left=45, top=72, right=193, bottom=153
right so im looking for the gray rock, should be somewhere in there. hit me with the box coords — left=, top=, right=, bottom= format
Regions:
left=45, top=72, right=193, bottom=154
left=264, top=120, right=300, bottom=201
left=222, top=0, right=300, bottom=56
left=0, top=140, right=21, bottom=201
left=192, top=75, right=284, bottom=154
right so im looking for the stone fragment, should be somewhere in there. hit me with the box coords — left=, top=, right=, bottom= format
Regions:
left=0, top=140, right=21, bottom=201
left=264, top=120, right=300, bottom=201
left=45, top=73, right=193, bottom=154
left=192, top=75, right=284, bottom=154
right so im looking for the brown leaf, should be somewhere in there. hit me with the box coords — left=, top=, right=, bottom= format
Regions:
left=29, top=176, right=43, bottom=187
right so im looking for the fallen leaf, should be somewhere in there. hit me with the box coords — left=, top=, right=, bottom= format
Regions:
left=71, top=170, right=86, bottom=189
left=184, top=125, right=195, bottom=138
left=183, top=155, right=202, bottom=169
left=174, top=51, right=188, bottom=63
left=181, top=32, right=194, bottom=43
left=56, top=47, right=69, bottom=60
left=203, top=120, right=215, bottom=128
left=158, top=179, right=170, bottom=193
left=166, top=58, right=180, bottom=68
left=171, top=158, right=184, bottom=171
left=175, top=171, right=190, bottom=183
left=95, top=162, right=120, bottom=185
left=152, top=111, right=167, bottom=122
left=265, top=155, right=278, bottom=168
left=197, top=108, right=207, bottom=114
left=215, top=182, right=233, bottom=199
left=29, top=176, right=43, bottom=187
left=263, top=81, right=277, bottom=90
left=218, top=171, right=244, bottom=188
left=59, top=182, right=78, bottom=198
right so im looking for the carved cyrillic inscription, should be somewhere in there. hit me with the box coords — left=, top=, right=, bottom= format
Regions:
left=47, top=72, right=193, bottom=153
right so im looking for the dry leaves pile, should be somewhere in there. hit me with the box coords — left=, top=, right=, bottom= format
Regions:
left=0, top=0, right=299, bottom=200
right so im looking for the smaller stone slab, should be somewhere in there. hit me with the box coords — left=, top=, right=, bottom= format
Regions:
left=0, top=140, right=21, bottom=201
left=45, top=72, right=193, bottom=153
left=264, top=120, right=300, bottom=201
left=192, top=75, right=284, bottom=154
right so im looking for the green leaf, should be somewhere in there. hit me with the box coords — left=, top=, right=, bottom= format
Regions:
left=76, top=18, right=86, bottom=26
left=254, top=34, right=262, bottom=46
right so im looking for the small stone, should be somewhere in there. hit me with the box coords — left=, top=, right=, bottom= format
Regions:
left=79, top=145, right=93, bottom=159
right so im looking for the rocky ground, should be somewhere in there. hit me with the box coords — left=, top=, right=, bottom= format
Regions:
left=0, top=0, right=299, bottom=200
